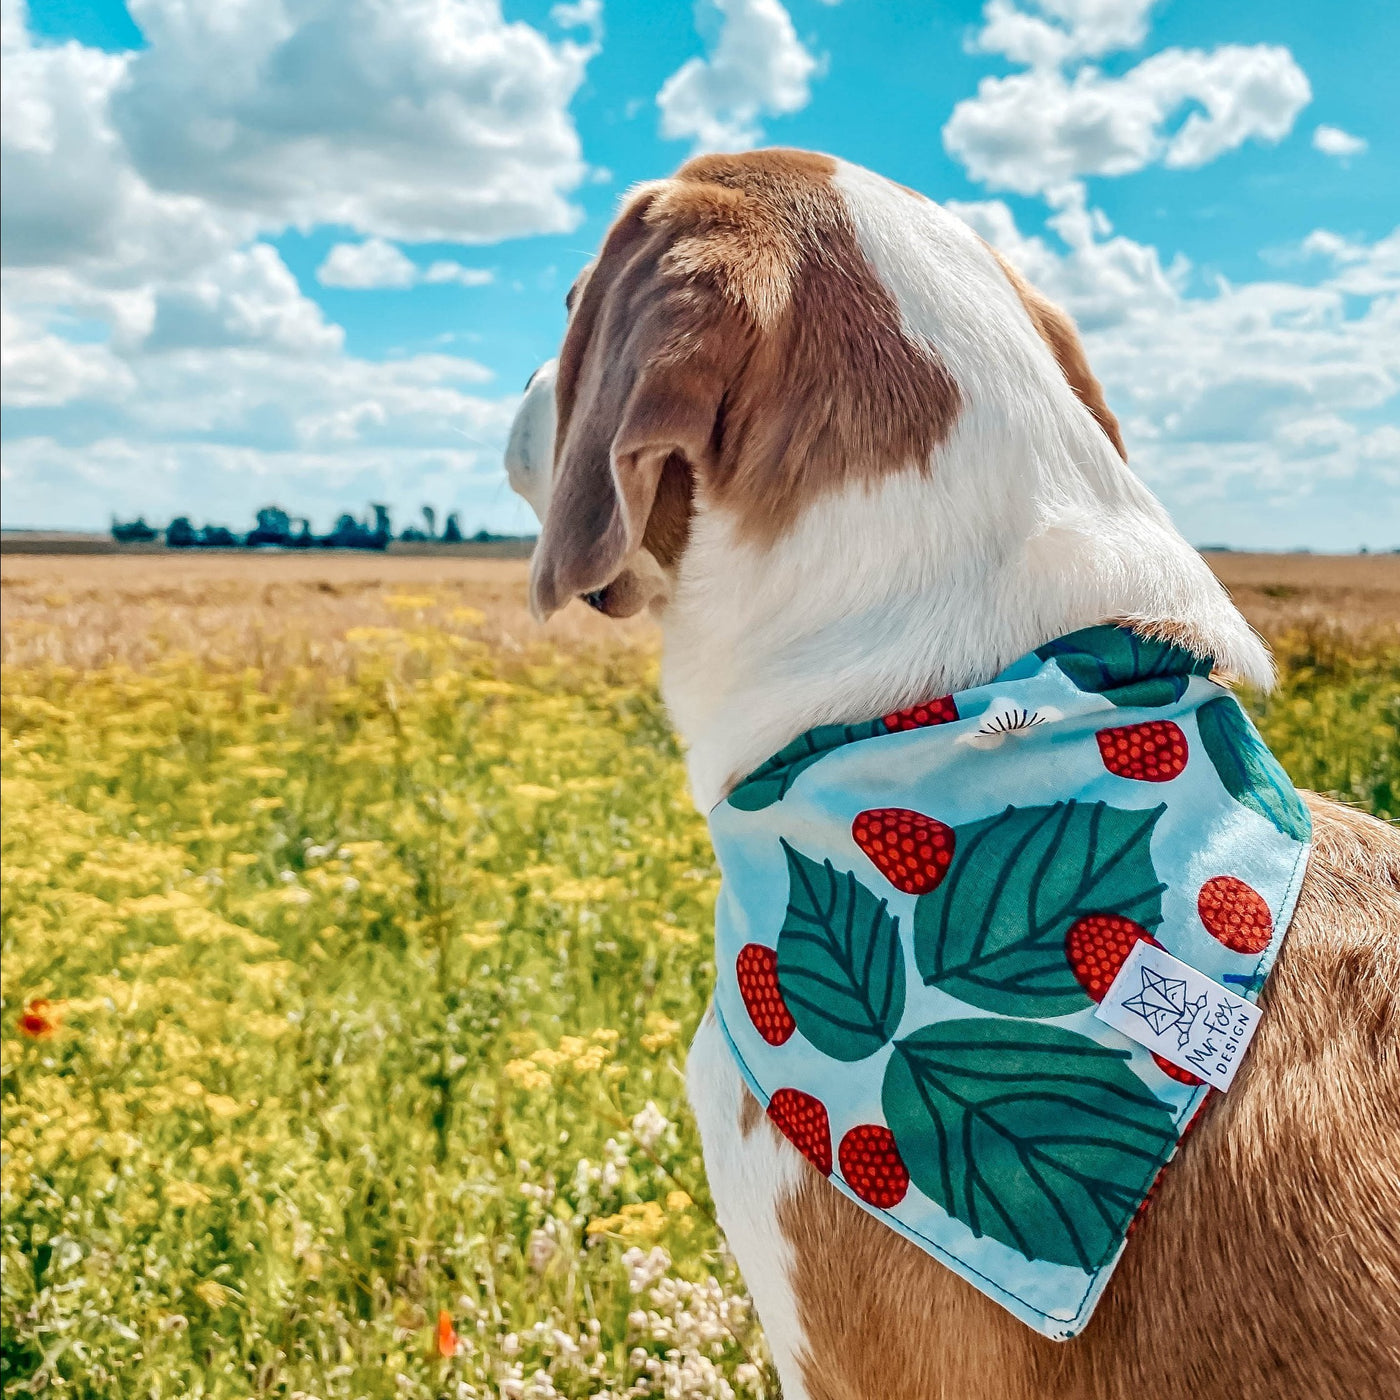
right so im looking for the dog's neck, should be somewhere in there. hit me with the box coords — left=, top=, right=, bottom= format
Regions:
left=658, top=456, right=1270, bottom=814
left=654, top=164, right=1272, bottom=813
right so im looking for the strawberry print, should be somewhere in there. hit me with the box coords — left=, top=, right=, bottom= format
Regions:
left=839, top=1124, right=910, bottom=1208
left=735, top=943, right=796, bottom=1045
left=1064, top=914, right=1159, bottom=1002
left=1197, top=876, right=1274, bottom=954
left=852, top=808, right=955, bottom=895
left=767, top=1088, right=832, bottom=1175
left=883, top=696, right=959, bottom=732
left=1096, top=720, right=1188, bottom=782
left=1151, top=1052, right=1203, bottom=1086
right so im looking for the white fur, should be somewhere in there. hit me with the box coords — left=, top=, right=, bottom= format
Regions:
left=504, top=359, right=558, bottom=522
left=504, top=159, right=1274, bottom=1397
left=688, top=1010, right=815, bottom=1398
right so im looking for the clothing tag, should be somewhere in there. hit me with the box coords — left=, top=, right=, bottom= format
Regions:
left=1096, top=941, right=1263, bottom=1091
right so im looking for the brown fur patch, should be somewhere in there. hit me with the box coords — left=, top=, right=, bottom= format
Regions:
left=778, top=793, right=1400, bottom=1399
left=989, top=247, right=1127, bottom=461
left=529, top=150, right=961, bottom=616
left=738, top=1083, right=765, bottom=1138
left=661, top=150, right=962, bottom=544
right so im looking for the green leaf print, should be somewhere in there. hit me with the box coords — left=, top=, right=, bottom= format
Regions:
left=776, top=842, right=906, bottom=1061
left=1036, top=626, right=1212, bottom=708
left=1196, top=696, right=1312, bottom=843
left=882, top=1019, right=1178, bottom=1271
left=728, top=718, right=890, bottom=811
left=914, top=801, right=1166, bottom=1017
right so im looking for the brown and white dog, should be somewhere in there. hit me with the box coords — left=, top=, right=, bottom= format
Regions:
left=505, top=149, right=1400, bottom=1400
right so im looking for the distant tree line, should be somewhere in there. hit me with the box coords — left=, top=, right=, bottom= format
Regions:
left=111, top=505, right=526, bottom=550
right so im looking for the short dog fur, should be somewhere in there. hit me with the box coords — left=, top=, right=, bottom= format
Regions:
left=506, top=149, right=1400, bottom=1400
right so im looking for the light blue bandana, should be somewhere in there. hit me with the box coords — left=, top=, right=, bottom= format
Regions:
left=708, top=625, right=1311, bottom=1339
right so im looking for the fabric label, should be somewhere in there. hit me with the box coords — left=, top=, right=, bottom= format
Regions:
left=1096, top=941, right=1263, bottom=1091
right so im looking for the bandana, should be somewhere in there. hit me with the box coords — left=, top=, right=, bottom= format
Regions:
left=708, top=625, right=1310, bottom=1339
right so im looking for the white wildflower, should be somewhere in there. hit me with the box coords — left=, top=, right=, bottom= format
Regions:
left=526, top=1228, right=557, bottom=1274
left=630, top=1101, right=670, bottom=1150
left=622, top=1245, right=672, bottom=1293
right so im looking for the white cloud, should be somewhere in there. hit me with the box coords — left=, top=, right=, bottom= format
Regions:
left=970, top=0, right=1160, bottom=70
left=423, top=261, right=494, bottom=287
left=1, top=302, right=135, bottom=408
left=959, top=198, right=1399, bottom=532
left=945, top=44, right=1310, bottom=196
left=1312, top=123, right=1367, bottom=159
left=143, top=245, right=343, bottom=352
left=0, top=1, right=558, bottom=529
left=317, top=239, right=418, bottom=290
left=1300, top=228, right=1400, bottom=296
left=948, top=187, right=1187, bottom=330
left=657, top=0, right=819, bottom=152
left=0, top=19, right=245, bottom=277
left=551, top=0, right=602, bottom=42
left=316, top=240, right=495, bottom=290
left=110, top=0, right=595, bottom=245
left=1, top=292, right=519, bottom=527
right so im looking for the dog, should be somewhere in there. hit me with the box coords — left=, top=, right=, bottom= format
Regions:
left=505, top=149, right=1400, bottom=1399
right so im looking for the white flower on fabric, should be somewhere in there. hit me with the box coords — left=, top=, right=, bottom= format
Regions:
left=957, top=697, right=1063, bottom=750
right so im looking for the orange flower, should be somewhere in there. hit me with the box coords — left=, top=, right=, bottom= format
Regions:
left=19, top=999, right=60, bottom=1039
left=435, top=1309, right=459, bottom=1359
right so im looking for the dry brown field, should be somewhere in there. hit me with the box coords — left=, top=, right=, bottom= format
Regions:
left=3, top=550, right=1398, bottom=673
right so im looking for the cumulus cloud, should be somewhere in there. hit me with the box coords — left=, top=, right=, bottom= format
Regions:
left=317, top=239, right=419, bottom=291
left=947, top=186, right=1187, bottom=329
left=1300, top=227, right=1400, bottom=296
left=110, top=0, right=595, bottom=245
left=1, top=302, right=135, bottom=408
left=945, top=44, right=1310, bottom=195
left=1312, top=123, right=1367, bottom=159
left=969, top=0, right=1160, bottom=70
left=1, top=280, right=519, bottom=528
left=317, top=240, right=495, bottom=291
left=955, top=194, right=1399, bottom=541
left=0, top=0, right=570, bottom=528
left=657, top=0, right=819, bottom=152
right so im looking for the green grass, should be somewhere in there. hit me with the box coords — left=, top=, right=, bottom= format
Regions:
left=1245, top=625, right=1399, bottom=822
left=2, top=617, right=1395, bottom=1399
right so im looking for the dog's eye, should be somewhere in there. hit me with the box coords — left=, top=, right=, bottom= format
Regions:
left=565, top=284, right=578, bottom=314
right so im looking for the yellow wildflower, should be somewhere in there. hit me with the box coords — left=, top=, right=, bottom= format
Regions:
left=640, top=1013, right=682, bottom=1053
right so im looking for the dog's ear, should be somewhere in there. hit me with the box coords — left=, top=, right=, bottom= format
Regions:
left=989, top=249, right=1126, bottom=461
left=529, top=191, right=734, bottom=620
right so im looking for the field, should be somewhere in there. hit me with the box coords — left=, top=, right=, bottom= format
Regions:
left=3, top=552, right=1397, bottom=1400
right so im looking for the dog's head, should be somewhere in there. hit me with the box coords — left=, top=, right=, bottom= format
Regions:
left=507, top=148, right=1124, bottom=622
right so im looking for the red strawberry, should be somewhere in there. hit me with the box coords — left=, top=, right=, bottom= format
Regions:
left=767, top=1088, right=832, bottom=1175
left=735, top=943, right=796, bottom=1046
left=1065, top=914, right=1159, bottom=1002
left=1197, top=876, right=1273, bottom=954
left=1151, top=1052, right=1203, bottom=1086
left=1095, top=720, right=1189, bottom=782
left=852, top=808, right=955, bottom=895
left=838, top=1124, right=910, bottom=1208
left=883, top=696, right=959, bottom=731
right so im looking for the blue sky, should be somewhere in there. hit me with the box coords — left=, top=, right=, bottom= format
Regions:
left=3, top=0, right=1396, bottom=548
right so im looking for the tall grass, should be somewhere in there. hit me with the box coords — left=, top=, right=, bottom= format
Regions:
left=2, top=576, right=1395, bottom=1399
left=1246, top=624, right=1399, bottom=822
